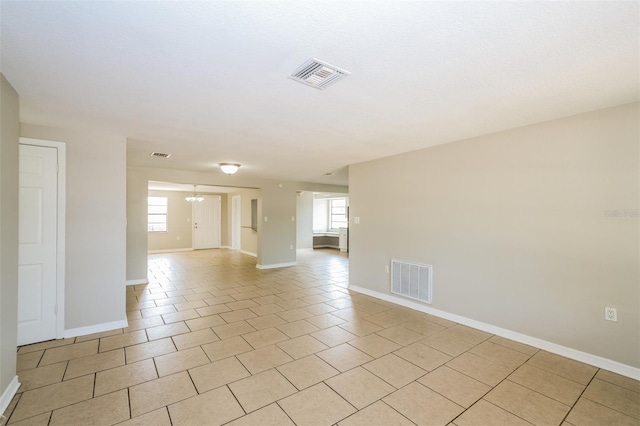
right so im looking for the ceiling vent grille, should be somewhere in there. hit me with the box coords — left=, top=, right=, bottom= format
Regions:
left=289, top=58, right=350, bottom=90
left=150, top=152, right=171, bottom=158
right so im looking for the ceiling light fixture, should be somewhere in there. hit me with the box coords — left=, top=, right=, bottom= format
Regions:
left=219, top=163, right=240, bottom=175
left=185, top=185, right=204, bottom=202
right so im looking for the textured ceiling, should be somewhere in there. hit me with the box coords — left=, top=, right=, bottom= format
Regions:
left=1, top=1, right=638, bottom=186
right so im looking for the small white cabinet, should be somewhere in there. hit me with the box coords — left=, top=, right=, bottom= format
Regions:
left=338, top=227, right=348, bottom=252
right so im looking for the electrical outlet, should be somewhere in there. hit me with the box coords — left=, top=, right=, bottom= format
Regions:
left=384, top=265, right=389, bottom=273
left=290, top=244, right=294, bottom=250
left=604, top=307, right=617, bottom=322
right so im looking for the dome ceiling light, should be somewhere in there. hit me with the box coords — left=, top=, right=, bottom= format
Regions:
left=219, top=163, right=241, bottom=175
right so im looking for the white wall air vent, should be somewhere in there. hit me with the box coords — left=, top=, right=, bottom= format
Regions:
left=289, top=58, right=350, bottom=90
left=150, top=152, right=171, bottom=158
left=391, top=260, right=432, bottom=304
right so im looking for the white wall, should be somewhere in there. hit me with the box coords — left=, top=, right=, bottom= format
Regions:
left=258, top=182, right=297, bottom=267
left=296, top=191, right=313, bottom=249
left=126, top=169, right=148, bottom=282
left=349, top=103, right=639, bottom=369
left=21, top=124, right=127, bottom=331
left=313, top=198, right=329, bottom=232
left=0, top=74, right=20, bottom=411
left=218, top=194, right=229, bottom=248
left=228, top=189, right=260, bottom=256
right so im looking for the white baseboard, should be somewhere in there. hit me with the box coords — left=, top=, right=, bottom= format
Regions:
left=147, top=248, right=194, bottom=254
left=349, top=285, right=640, bottom=380
left=313, top=245, right=340, bottom=249
left=256, top=262, right=296, bottom=270
left=240, top=250, right=257, bottom=257
left=63, top=319, right=129, bottom=339
left=0, top=376, right=20, bottom=416
left=221, top=246, right=231, bottom=249
left=126, top=278, right=148, bottom=286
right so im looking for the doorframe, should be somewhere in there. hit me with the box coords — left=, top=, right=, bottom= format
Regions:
left=19, top=138, right=66, bottom=339
left=232, top=196, right=241, bottom=251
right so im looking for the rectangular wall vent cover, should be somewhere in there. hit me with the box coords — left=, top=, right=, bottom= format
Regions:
left=391, top=260, right=432, bottom=304
left=289, top=58, right=350, bottom=90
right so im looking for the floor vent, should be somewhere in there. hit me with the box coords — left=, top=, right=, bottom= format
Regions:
left=289, top=58, right=350, bottom=90
left=391, top=260, right=432, bottom=304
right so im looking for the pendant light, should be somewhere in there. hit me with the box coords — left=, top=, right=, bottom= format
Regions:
left=185, top=185, right=204, bottom=202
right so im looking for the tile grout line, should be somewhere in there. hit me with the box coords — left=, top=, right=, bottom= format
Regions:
left=126, top=387, right=132, bottom=423
left=224, top=382, right=248, bottom=418
left=561, top=371, right=639, bottom=422
left=468, top=399, right=534, bottom=425
left=448, top=349, right=535, bottom=425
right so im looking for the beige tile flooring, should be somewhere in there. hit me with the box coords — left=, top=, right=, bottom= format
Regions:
left=3, top=248, right=639, bottom=426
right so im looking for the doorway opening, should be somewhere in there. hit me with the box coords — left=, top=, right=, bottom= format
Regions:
left=146, top=181, right=259, bottom=257
left=296, top=191, right=349, bottom=264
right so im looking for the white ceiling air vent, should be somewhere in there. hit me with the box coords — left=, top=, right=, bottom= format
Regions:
left=289, top=58, right=350, bottom=90
left=150, top=152, right=171, bottom=158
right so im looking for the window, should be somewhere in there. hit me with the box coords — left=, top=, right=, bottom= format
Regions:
left=329, top=198, right=348, bottom=230
left=313, top=195, right=349, bottom=233
left=148, top=196, right=168, bottom=232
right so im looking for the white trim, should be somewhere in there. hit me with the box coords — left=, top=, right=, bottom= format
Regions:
left=221, top=245, right=231, bottom=249
left=313, top=245, right=340, bottom=249
left=240, top=250, right=257, bottom=257
left=0, top=376, right=20, bottom=416
left=256, top=262, right=297, bottom=270
left=19, top=138, right=66, bottom=340
left=348, top=285, right=640, bottom=380
left=148, top=248, right=194, bottom=254
left=126, top=279, right=148, bottom=286
left=63, top=319, right=128, bottom=339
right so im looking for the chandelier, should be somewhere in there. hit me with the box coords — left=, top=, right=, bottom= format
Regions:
left=185, top=185, right=204, bottom=202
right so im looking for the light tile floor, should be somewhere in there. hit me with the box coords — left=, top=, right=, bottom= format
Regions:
left=3, top=249, right=639, bottom=426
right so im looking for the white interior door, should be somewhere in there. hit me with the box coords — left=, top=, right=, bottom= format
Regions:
left=193, top=196, right=221, bottom=249
left=231, top=196, right=241, bottom=250
left=18, top=144, right=58, bottom=345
